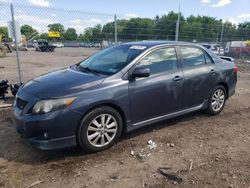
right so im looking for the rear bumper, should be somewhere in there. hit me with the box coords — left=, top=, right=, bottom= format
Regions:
left=228, top=88, right=235, bottom=98
left=227, top=71, right=237, bottom=99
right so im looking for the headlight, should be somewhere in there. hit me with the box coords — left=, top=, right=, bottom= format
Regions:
left=32, top=97, right=76, bottom=114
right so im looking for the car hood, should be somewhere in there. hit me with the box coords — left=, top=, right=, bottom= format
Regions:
left=20, top=67, right=107, bottom=98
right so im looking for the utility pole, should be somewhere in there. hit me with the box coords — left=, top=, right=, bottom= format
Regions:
left=216, top=32, right=219, bottom=43
left=175, top=4, right=180, bottom=41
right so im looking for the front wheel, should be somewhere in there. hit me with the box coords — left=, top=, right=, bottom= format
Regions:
left=205, top=85, right=227, bottom=115
left=76, top=106, right=123, bottom=153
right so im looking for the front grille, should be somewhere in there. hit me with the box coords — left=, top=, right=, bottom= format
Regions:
left=16, top=98, right=28, bottom=110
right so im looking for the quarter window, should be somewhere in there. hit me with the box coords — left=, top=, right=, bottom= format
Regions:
left=205, top=53, right=213, bottom=64
left=138, top=48, right=177, bottom=74
left=180, top=47, right=206, bottom=68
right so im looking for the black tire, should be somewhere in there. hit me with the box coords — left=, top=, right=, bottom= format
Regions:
left=205, top=85, right=227, bottom=115
left=76, top=106, right=123, bottom=153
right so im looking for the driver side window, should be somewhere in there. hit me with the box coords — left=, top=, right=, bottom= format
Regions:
left=137, top=47, right=177, bottom=75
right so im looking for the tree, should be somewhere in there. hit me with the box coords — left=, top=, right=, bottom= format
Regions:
left=21, top=25, right=38, bottom=39
left=91, top=24, right=103, bottom=42
left=79, top=25, right=103, bottom=43
left=102, top=22, right=115, bottom=41
left=63, top=28, right=78, bottom=41
left=33, top=15, right=250, bottom=44
left=223, top=21, right=237, bottom=42
left=122, top=18, right=154, bottom=41
left=154, top=11, right=185, bottom=40
left=38, top=33, right=49, bottom=40
left=79, top=28, right=92, bottom=42
left=47, top=23, right=65, bottom=33
left=181, top=15, right=222, bottom=42
left=237, top=22, right=250, bottom=40
left=0, top=27, right=9, bottom=41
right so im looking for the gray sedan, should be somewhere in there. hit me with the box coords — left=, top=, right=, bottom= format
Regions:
left=12, top=41, right=237, bottom=152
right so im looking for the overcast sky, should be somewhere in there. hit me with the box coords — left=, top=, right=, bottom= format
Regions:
left=0, top=0, right=250, bottom=33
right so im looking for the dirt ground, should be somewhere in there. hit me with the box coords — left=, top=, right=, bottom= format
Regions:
left=0, top=48, right=100, bottom=83
left=0, top=48, right=250, bottom=188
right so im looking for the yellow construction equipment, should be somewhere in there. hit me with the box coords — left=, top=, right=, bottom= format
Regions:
left=246, top=40, right=250, bottom=46
left=0, top=35, right=7, bottom=57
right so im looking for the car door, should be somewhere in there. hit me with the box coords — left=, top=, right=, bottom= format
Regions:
left=179, top=46, right=217, bottom=109
left=128, top=47, right=184, bottom=124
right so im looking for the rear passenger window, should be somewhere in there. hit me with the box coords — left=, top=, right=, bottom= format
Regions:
left=180, top=47, right=206, bottom=68
left=138, top=47, right=177, bottom=74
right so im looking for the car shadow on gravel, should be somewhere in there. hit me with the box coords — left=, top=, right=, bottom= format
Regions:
left=0, top=111, right=209, bottom=165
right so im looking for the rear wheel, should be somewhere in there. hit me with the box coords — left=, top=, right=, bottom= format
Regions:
left=206, top=85, right=226, bottom=115
left=76, top=106, right=123, bottom=153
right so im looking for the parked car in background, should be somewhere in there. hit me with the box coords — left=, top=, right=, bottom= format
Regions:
left=63, top=42, right=80, bottom=48
left=12, top=41, right=237, bottom=152
left=27, top=42, right=36, bottom=48
left=52, top=42, right=64, bottom=48
left=35, top=40, right=56, bottom=52
left=224, top=41, right=250, bottom=58
left=201, top=43, right=224, bottom=55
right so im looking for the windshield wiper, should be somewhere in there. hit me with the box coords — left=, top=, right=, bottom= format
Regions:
left=78, top=66, right=100, bottom=75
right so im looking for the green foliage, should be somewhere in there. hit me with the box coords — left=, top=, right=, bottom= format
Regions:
left=78, top=24, right=103, bottom=43
left=180, top=15, right=222, bottom=42
left=63, top=28, right=78, bottom=41
left=21, top=25, right=38, bottom=39
left=102, top=22, right=115, bottom=41
left=38, top=33, right=49, bottom=40
left=155, top=11, right=185, bottom=40
left=48, top=23, right=65, bottom=33
left=79, top=28, right=92, bottom=42
left=237, top=22, right=250, bottom=40
left=0, top=27, right=9, bottom=41
left=121, top=18, right=154, bottom=41
left=34, top=12, right=250, bottom=43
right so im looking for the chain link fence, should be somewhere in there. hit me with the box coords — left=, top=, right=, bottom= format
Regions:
left=0, top=2, right=250, bottom=82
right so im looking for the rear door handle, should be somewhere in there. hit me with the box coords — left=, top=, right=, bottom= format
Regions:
left=210, top=69, right=216, bottom=75
left=173, top=76, right=182, bottom=82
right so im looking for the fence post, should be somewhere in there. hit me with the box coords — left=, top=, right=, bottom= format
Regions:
left=114, top=14, right=118, bottom=44
left=10, top=3, right=23, bottom=83
left=219, top=22, right=224, bottom=56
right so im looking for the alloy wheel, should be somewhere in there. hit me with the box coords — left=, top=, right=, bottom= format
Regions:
left=211, top=88, right=225, bottom=112
left=87, top=114, right=118, bottom=147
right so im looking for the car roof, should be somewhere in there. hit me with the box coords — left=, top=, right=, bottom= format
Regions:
left=201, top=43, right=220, bottom=46
left=122, top=41, right=199, bottom=48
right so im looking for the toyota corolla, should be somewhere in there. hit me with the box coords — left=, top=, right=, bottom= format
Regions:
left=12, top=41, right=237, bottom=152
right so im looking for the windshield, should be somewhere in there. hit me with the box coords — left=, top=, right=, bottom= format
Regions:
left=79, top=44, right=147, bottom=75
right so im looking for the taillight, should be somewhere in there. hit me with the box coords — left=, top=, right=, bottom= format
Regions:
left=233, top=66, right=238, bottom=73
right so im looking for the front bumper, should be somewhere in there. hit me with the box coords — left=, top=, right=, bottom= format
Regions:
left=12, top=103, right=82, bottom=150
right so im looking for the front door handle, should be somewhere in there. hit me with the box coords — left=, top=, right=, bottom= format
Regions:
left=173, top=76, right=182, bottom=82
left=210, top=69, right=216, bottom=75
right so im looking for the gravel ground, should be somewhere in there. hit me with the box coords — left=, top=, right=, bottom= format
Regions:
left=0, top=47, right=99, bottom=83
left=0, top=48, right=250, bottom=188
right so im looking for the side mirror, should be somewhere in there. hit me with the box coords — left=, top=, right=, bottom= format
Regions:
left=131, top=67, right=150, bottom=78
